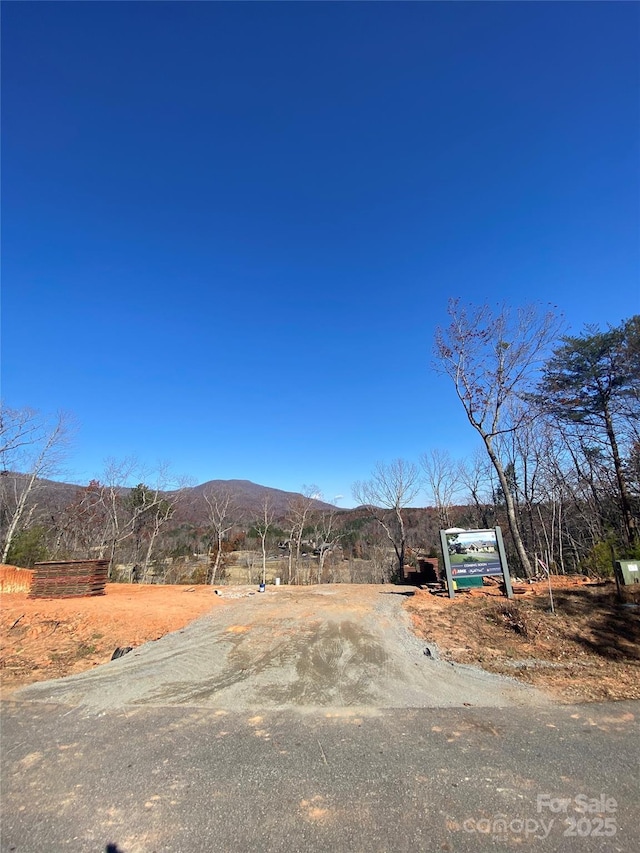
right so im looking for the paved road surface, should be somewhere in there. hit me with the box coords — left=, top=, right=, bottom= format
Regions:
left=1, top=586, right=637, bottom=852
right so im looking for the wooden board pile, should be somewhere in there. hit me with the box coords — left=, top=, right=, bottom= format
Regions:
left=29, top=560, right=109, bottom=599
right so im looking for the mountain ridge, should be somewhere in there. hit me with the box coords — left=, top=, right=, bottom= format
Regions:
left=1, top=473, right=338, bottom=524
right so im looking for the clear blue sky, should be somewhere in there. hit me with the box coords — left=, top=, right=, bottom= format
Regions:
left=2, top=2, right=638, bottom=506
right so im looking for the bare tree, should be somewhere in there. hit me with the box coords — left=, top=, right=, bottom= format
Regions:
left=419, top=448, right=460, bottom=529
left=312, top=501, right=344, bottom=583
left=99, top=458, right=182, bottom=579
left=285, top=485, right=320, bottom=584
left=99, top=457, right=140, bottom=571
left=0, top=405, right=49, bottom=457
left=435, top=300, right=562, bottom=576
left=458, top=447, right=494, bottom=529
left=243, top=550, right=258, bottom=585
left=204, top=488, right=237, bottom=585
left=352, top=459, right=420, bottom=581
left=0, top=405, right=72, bottom=563
left=254, top=495, right=275, bottom=585
left=140, top=488, right=181, bottom=581
left=51, top=479, right=111, bottom=559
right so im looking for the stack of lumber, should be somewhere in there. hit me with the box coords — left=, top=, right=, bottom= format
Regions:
left=29, top=560, right=109, bottom=599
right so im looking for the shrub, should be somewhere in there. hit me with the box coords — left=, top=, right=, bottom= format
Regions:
left=6, top=526, right=49, bottom=568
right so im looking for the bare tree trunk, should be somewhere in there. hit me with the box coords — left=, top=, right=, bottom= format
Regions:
left=203, top=489, right=236, bottom=585
left=2, top=471, right=38, bottom=563
left=557, top=498, right=566, bottom=574
left=255, top=496, right=274, bottom=586
left=1, top=412, right=68, bottom=563
left=286, top=529, right=296, bottom=585
left=603, top=404, right=638, bottom=546
left=483, top=436, right=534, bottom=577
left=286, top=487, right=318, bottom=586
left=435, top=302, right=561, bottom=578
left=352, top=460, right=420, bottom=583
left=420, top=449, right=460, bottom=530
left=142, top=499, right=175, bottom=581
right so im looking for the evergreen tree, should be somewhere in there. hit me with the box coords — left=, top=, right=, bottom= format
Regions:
left=536, top=316, right=639, bottom=547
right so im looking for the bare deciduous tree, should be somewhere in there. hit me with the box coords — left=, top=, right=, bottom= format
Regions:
left=50, top=480, right=110, bottom=559
left=99, top=458, right=183, bottom=578
left=352, top=459, right=420, bottom=581
left=313, top=505, right=344, bottom=583
left=286, top=485, right=320, bottom=584
left=458, top=447, right=494, bottom=529
left=254, top=495, right=275, bottom=585
left=435, top=299, right=562, bottom=576
left=0, top=405, right=72, bottom=563
left=140, top=487, right=180, bottom=580
left=419, top=448, right=460, bottom=529
left=204, top=488, right=237, bottom=585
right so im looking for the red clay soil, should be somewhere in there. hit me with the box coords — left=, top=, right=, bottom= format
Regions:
left=1, top=577, right=222, bottom=694
left=406, top=576, right=640, bottom=703
left=2, top=564, right=638, bottom=704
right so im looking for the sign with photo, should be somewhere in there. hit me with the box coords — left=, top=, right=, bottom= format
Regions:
left=439, top=526, right=513, bottom=599
left=444, top=529, right=503, bottom=577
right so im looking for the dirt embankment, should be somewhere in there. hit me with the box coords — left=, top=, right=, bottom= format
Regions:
left=406, top=577, right=640, bottom=703
left=1, top=579, right=221, bottom=694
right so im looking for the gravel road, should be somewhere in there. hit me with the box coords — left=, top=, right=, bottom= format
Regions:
left=13, top=585, right=547, bottom=713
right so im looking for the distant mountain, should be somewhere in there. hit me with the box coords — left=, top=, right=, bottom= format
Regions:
left=2, top=474, right=337, bottom=527
left=173, top=479, right=336, bottom=524
left=0, top=474, right=81, bottom=516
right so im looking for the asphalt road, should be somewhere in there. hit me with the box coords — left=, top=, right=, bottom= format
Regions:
left=1, top=587, right=637, bottom=853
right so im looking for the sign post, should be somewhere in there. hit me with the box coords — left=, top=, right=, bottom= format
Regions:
left=439, top=529, right=456, bottom=599
left=494, top=525, right=514, bottom=599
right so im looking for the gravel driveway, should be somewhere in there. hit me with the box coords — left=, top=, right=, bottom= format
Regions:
left=14, top=585, right=548, bottom=713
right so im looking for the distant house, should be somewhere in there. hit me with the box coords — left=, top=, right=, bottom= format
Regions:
left=466, top=541, right=495, bottom=553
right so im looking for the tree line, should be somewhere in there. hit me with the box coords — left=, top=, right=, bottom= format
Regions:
left=431, top=303, right=639, bottom=577
left=1, top=305, right=637, bottom=582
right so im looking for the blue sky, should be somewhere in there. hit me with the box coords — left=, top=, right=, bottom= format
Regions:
left=2, top=2, right=638, bottom=506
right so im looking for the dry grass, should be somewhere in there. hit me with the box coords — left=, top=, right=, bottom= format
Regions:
left=406, top=580, right=640, bottom=703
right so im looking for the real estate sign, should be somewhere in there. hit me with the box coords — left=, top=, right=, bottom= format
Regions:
left=439, top=526, right=513, bottom=599
left=445, top=529, right=502, bottom=577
